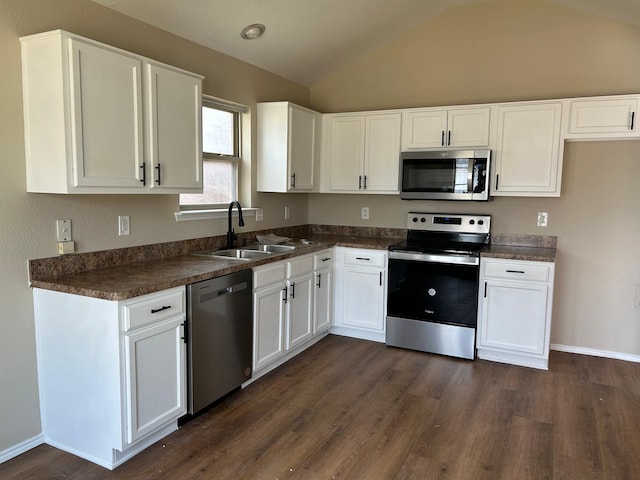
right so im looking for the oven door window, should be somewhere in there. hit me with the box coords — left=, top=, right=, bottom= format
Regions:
left=387, top=259, right=479, bottom=327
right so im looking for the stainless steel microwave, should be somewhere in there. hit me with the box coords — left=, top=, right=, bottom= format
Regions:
left=399, top=149, right=491, bottom=201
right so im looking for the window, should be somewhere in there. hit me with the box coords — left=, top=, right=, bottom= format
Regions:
left=180, top=95, right=247, bottom=209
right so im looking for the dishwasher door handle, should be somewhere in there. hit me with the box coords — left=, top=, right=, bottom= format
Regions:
left=199, top=281, right=249, bottom=302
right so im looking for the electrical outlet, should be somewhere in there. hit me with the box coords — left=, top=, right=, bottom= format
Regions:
left=255, top=208, right=264, bottom=221
left=118, top=215, right=130, bottom=236
left=56, top=219, right=72, bottom=242
left=635, top=284, right=640, bottom=309
left=362, top=207, right=369, bottom=220
left=284, top=206, right=290, bottom=220
left=537, top=212, right=548, bottom=227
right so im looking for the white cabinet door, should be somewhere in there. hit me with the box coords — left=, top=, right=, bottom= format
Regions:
left=566, top=96, right=639, bottom=138
left=288, top=104, right=318, bottom=191
left=342, top=266, right=385, bottom=331
left=313, top=267, right=332, bottom=334
left=401, top=107, right=490, bottom=149
left=69, top=38, right=145, bottom=189
left=123, top=316, right=186, bottom=444
left=257, top=102, right=319, bottom=192
left=401, top=109, right=448, bottom=149
left=328, top=116, right=365, bottom=191
left=364, top=113, right=401, bottom=192
left=447, top=107, right=491, bottom=147
left=491, top=102, right=563, bottom=196
left=253, top=283, right=286, bottom=371
left=326, top=113, right=400, bottom=193
left=479, top=280, right=549, bottom=355
left=147, top=63, right=202, bottom=192
left=287, top=272, right=314, bottom=349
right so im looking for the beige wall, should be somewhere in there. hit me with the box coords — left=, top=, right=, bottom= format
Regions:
left=309, top=0, right=640, bottom=357
left=311, top=0, right=640, bottom=112
left=0, top=0, right=309, bottom=453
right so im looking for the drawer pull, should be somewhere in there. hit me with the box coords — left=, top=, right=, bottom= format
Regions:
left=322, top=257, right=331, bottom=262
left=355, top=257, right=370, bottom=261
left=150, top=305, right=172, bottom=314
left=506, top=270, right=525, bottom=274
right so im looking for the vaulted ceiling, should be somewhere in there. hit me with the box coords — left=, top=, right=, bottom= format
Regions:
left=91, top=0, right=640, bottom=87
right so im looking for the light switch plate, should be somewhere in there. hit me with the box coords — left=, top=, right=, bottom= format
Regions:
left=56, top=219, right=72, bottom=242
left=118, top=216, right=130, bottom=236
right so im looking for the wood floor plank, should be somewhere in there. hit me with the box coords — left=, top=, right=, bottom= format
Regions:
left=2, top=335, right=640, bottom=480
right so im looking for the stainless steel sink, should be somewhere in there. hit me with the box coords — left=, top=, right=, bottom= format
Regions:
left=244, top=244, right=296, bottom=253
left=192, top=248, right=271, bottom=260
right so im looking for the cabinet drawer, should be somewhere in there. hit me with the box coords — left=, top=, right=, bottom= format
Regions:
left=483, top=261, right=550, bottom=283
left=288, top=254, right=313, bottom=277
left=343, top=250, right=386, bottom=268
left=253, top=261, right=286, bottom=288
left=122, top=287, right=185, bottom=332
left=314, top=250, right=334, bottom=269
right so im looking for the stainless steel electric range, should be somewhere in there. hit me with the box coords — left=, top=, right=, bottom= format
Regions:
left=386, top=212, right=491, bottom=360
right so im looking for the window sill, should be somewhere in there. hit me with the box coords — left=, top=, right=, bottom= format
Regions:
left=174, top=207, right=259, bottom=222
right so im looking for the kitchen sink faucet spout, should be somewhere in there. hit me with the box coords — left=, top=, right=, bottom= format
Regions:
left=227, top=201, right=245, bottom=248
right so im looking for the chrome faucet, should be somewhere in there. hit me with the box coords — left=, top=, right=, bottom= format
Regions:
left=227, top=201, right=245, bottom=249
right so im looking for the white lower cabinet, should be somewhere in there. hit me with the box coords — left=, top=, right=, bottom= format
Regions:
left=476, top=258, right=555, bottom=370
left=34, top=287, right=186, bottom=469
left=333, top=247, right=387, bottom=342
left=251, top=250, right=333, bottom=379
left=313, top=250, right=334, bottom=334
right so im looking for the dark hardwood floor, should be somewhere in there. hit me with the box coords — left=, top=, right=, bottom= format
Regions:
left=2, top=334, right=640, bottom=479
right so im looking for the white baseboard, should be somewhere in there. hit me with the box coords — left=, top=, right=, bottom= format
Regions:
left=550, top=343, right=640, bottom=363
left=0, top=434, right=44, bottom=465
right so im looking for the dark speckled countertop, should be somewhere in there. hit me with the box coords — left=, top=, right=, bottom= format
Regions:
left=29, top=233, right=396, bottom=301
left=29, top=228, right=556, bottom=301
left=481, top=233, right=557, bottom=262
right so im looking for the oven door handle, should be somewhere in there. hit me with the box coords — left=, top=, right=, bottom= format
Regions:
left=388, top=250, right=479, bottom=266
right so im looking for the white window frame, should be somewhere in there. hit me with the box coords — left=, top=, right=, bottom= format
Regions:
left=179, top=94, right=248, bottom=213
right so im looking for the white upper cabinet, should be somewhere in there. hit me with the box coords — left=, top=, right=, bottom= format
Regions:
left=322, top=112, right=401, bottom=193
left=146, top=63, right=202, bottom=191
left=257, top=102, right=320, bottom=192
left=564, top=95, right=639, bottom=139
left=20, top=30, right=203, bottom=194
left=401, top=106, right=490, bottom=150
left=490, top=102, right=564, bottom=197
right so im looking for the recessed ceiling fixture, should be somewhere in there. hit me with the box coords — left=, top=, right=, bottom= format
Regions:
left=240, top=23, right=266, bottom=40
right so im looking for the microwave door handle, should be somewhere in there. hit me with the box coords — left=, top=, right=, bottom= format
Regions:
left=467, top=167, right=474, bottom=193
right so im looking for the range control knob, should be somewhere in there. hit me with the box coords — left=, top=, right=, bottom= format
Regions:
left=420, top=217, right=426, bottom=223
left=469, top=219, right=475, bottom=225
left=412, top=217, right=419, bottom=223
left=478, top=220, right=484, bottom=225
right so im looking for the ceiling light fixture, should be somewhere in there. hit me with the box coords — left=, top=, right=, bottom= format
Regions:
left=240, top=23, right=266, bottom=40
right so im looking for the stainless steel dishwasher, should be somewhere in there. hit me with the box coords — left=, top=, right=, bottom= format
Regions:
left=187, top=269, right=253, bottom=415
